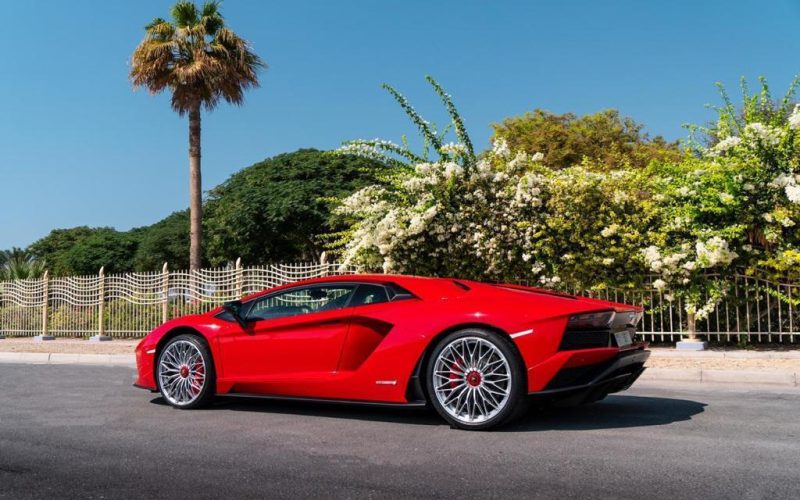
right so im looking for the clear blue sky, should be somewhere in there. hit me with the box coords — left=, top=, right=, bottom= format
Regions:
left=1, top=0, right=799, bottom=249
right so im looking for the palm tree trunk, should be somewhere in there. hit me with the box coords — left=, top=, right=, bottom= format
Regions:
left=188, top=104, right=203, bottom=271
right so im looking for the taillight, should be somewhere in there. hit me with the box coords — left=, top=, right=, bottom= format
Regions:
left=566, top=311, right=615, bottom=330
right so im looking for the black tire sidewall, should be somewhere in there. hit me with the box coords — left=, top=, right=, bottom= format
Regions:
left=425, top=328, right=527, bottom=430
left=156, top=334, right=216, bottom=409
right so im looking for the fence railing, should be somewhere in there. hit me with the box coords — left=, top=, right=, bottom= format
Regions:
left=0, top=260, right=359, bottom=339
left=0, top=262, right=797, bottom=343
left=571, top=274, right=798, bottom=344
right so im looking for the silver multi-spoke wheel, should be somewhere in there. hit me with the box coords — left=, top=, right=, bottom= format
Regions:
left=158, top=339, right=207, bottom=407
left=432, top=336, right=512, bottom=424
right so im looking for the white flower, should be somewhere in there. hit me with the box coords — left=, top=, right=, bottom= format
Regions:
left=719, top=192, right=734, bottom=204
left=531, top=152, right=545, bottom=162
left=643, top=246, right=663, bottom=272
left=602, top=257, right=615, bottom=266
left=677, top=186, right=692, bottom=197
left=600, top=225, right=618, bottom=238
left=771, top=173, right=795, bottom=188
left=492, top=138, right=511, bottom=158
left=744, top=122, right=783, bottom=146
left=439, top=142, right=467, bottom=156
left=695, top=236, right=738, bottom=268
left=786, top=184, right=800, bottom=204
left=652, top=279, right=667, bottom=291
left=522, top=253, right=531, bottom=262
left=713, top=136, right=741, bottom=152
left=443, top=162, right=463, bottom=178
left=788, top=104, right=800, bottom=129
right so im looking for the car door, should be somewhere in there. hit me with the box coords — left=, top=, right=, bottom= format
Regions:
left=218, top=283, right=357, bottom=387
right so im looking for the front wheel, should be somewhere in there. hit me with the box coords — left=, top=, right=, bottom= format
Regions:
left=157, top=334, right=215, bottom=409
left=426, top=329, right=528, bottom=430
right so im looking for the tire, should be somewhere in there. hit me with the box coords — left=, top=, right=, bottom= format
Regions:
left=156, top=334, right=216, bottom=409
left=425, top=328, right=529, bottom=430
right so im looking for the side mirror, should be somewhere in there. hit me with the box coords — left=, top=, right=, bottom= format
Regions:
left=222, top=300, right=248, bottom=328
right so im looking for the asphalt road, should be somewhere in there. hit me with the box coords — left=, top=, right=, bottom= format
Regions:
left=1, top=364, right=798, bottom=499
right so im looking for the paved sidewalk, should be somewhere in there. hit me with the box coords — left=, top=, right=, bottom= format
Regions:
left=0, top=338, right=137, bottom=354
left=0, top=351, right=135, bottom=367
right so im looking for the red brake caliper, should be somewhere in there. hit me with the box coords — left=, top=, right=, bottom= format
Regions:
left=450, top=357, right=465, bottom=389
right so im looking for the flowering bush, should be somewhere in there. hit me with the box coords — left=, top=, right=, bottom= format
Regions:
left=640, top=78, right=800, bottom=320
left=334, top=76, right=800, bottom=331
left=334, top=77, right=653, bottom=290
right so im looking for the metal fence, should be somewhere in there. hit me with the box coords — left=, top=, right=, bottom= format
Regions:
left=0, top=261, right=359, bottom=338
left=573, top=274, right=798, bottom=344
left=0, top=262, right=798, bottom=343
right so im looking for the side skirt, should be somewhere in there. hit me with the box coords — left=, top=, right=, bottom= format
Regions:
left=219, top=393, right=429, bottom=409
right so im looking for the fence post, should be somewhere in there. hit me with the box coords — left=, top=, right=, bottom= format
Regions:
left=676, top=310, right=707, bottom=351
left=320, top=252, right=329, bottom=277
left=34, top=270, right=54, bottom=342
left=162, top=262, right=169, bottom=324
left=235, top=258, right=244, bottom=297
left=0, top=281, right=4, bottom=339
left=90, top=267, right=112, bottom=342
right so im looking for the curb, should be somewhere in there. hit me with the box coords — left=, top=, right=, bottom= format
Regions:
left=649, top=349, right=800, bottom=360
left=641, top=367, right=798, bottom=387
left=0, top=352, right=135, bottom=367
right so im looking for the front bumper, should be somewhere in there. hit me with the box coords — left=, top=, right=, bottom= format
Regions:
left=134, top=340, right=158, bottom=391
left=531, top=346, right=650, bottom=405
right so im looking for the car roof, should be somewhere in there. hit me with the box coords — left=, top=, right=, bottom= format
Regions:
left=239, top=273, right=460, bottom=302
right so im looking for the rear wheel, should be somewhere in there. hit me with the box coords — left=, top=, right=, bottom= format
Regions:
left=157, top=334, right=215, bottom=409
left=426, top=328, right=528, bottom=430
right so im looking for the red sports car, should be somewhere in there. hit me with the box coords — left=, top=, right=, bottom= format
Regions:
left=135, top=274, right=650, bottom=430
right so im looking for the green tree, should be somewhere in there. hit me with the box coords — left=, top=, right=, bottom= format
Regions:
left=59, top=229, right=140, bottom=275
left=28, top=227, right=139, bottom=275
left=132, top=211, right=191, bottom=271
left=204, top=149, right=383, bottom=265
left=28, top=227, right=101, bottom=276
left=130, top=0, right=265, bottom=271
left=490, top=109, right=682, bottom=170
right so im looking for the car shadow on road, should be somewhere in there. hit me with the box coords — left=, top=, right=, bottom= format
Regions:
left=150, top=395, right=443, bottom=426
left=505, top=395, right=707, bottom=432
left=151, top=393, right=706, bottom=430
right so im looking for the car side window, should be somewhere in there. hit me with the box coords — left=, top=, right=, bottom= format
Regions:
left=244, top=284, right=357, bottom=321
left=350, top=284, right=389, bottom=307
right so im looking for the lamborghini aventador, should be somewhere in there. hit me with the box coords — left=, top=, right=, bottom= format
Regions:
left=135, top=274, right=650, bottom=430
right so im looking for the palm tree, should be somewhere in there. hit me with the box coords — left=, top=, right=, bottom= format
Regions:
left=0, top=248, right=46, bottom=280
left=130, top=1, right=264, bottom=270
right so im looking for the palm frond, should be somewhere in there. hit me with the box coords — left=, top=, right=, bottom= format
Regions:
left=130, top=1, right=264, bottom=114
left=171, top=1, right=199, bottom=27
